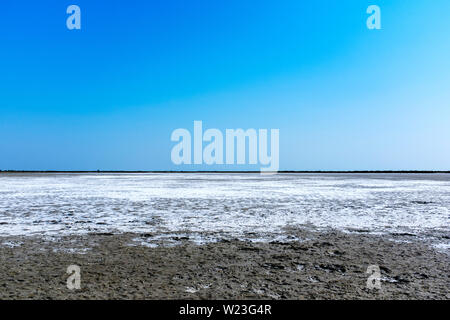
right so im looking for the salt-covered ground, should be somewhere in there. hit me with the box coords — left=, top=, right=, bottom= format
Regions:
left=0, top=173, right=449, bottom=250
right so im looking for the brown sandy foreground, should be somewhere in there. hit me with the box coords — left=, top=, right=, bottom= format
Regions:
left=0, top=229, right=448, bottom=300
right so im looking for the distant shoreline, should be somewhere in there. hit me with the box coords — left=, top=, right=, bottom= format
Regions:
left=1, top=170, right=449, bottom=174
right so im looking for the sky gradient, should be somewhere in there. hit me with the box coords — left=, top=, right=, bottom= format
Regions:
left=1, top=0, right=449, bottom=171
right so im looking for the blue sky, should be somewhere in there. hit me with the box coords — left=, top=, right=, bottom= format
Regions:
left=0, top=0, right=449, bottom=170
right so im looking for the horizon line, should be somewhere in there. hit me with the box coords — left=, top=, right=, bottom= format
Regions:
left=1, top=170, right=449, bottom=174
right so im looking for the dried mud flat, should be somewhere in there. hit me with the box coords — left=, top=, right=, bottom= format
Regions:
left=0, top=230, right=449, bottom=300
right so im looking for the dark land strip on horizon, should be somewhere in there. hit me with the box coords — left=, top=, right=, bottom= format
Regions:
left=1, top=170, right=449, bottom=174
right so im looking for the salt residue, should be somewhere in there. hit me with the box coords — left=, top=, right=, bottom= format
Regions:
left=0, top=173, right=449, bottom=248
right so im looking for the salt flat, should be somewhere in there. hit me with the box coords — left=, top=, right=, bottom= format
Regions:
left=0, top=173, right=449, bottom=250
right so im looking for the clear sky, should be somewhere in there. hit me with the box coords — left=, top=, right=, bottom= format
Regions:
left=1, top=0, right=449, bottom=171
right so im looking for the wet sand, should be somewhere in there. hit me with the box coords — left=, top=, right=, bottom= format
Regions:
left=0, top=229, right=448, bottom=300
